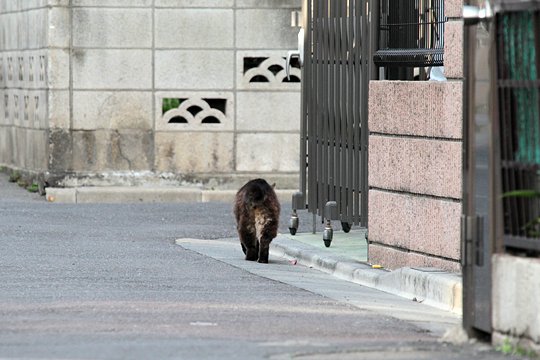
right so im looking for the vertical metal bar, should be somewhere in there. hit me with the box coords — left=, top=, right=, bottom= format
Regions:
left=318, top=0, right=324, bottom=218
left=319, top=0, right=326, bottom=218
left=353, top=0, right=360, bottom=224
left=299, top=0, right=310, bottom=204
left=310, top=0, right=320, bottom=216
left=341, top=0, right=350, bottom=224
left=328, top=0, right=336, bottom=205
left=360, top=0, right=369, bottom=226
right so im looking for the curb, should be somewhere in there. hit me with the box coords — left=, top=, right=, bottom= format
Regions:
left=45, top=187, right=298, bottom=204
left=270, top=235, right=463, bottom=315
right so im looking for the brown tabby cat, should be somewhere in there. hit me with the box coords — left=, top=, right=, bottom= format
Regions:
left=233, top=178, right=280, bottom=263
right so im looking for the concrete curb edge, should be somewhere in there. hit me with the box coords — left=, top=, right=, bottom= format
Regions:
left=271, top=235, right=463, bottom=315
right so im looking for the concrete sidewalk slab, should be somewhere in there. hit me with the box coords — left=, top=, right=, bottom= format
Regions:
left=46, top=186, right=298, bottom=204
left=271, top=231, right=463, bottom=315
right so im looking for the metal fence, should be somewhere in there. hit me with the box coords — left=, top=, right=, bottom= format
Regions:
left=290, top=0, right=369, bottom=245
left=373, top=0, right=445, bottom=79
left=496, top=9, right=540, bottom=252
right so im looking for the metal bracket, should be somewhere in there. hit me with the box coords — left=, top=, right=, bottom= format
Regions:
left=461, top=215, right=485, bottom=267
left=286, top=28, right=304, bottom=80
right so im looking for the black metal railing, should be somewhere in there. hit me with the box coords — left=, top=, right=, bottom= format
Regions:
left=374, top=0, right=446, bottom=79
left=496, top=9, right=540, bottom=253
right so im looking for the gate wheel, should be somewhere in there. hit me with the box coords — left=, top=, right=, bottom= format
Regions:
left=341, top=221, right=351, bottom=233
left=289, top=211, right=299, bottom=236
left=323, top=220, right=333, bottom=247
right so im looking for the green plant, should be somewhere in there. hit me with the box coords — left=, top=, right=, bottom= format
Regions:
left=162, top=98, right=182, bottom=114
left=8, top=170, right=21, bottom=183
left=496, top=338, right=538, bottom=358
left=502, top=189, right=540, bottom=237
left=26, top=183, right=39, bottom=193
left=17, top=178, right=28, bottom=188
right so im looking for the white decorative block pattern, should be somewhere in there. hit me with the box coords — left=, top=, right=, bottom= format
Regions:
left=155, top=92, right=234, bottom=132
left=236, top=51, right=301, bottom=90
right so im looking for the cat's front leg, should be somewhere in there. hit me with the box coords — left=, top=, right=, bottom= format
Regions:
left=257, top=237, right=272, bottom=263
left=239, top=228, right=258, bottom=261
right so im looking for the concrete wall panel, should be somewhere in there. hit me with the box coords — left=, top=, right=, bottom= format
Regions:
left=368, top=189, right=461, bottom=261
left=155, top=9, right=233, bottom=49
left=237, top=91, right=300, bottom=132
left=155, top=132, right=234, bottom=173
left=369, top=135, right=462, bottom=199
left=236, top=133, right=299, bottom=172
left=155, top=50, right=234, bottom=90
left=73, top=8, right=152, bottom=48
left=72, top=49, right=152, bottom=89
left=369, top=81, right=463, bottom=139
left=72, top=91, right=153, bottom=130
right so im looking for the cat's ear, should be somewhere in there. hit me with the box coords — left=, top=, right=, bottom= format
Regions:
left=271, top=183, right=276, bottom=189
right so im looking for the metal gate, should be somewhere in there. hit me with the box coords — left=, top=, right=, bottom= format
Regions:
left=462, top=0, right=540, bottom=336
left=287, top=0, right=371, bottom=245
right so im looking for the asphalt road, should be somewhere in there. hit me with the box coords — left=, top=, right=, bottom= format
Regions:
left=0, top=173, right=521, bottom=359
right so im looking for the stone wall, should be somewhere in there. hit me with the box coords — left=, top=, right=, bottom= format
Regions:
left=367, top=0, right=464, bottom=272
left=0, top=0, right=302, bottom=189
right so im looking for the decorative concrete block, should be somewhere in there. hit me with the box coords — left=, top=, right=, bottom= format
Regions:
left=17, top=9, right=47, bottom=49
left=155, top=9, right=233, bottom=49
left=72, top=129, right=153, bottom=171
left=155, top=91, right=234, bottom=132
left=237, top=91, right=300, bottom=132
left=236, top=50, right=301, bottom=90
left=0, top=91, right=9, bottom=126
left=368, top=80, right=463, bottom=139
left=73, top=8, right=152, bottom=48
left=155, top=0, right=234, bottom=7
left=368, top=189, right=461, bottom=260
left=72, top=91, right=153, bottom=130
left=236, top=9, right=298, bottom=49
left=72, top=49, right=152, bottom=89
left=154, top=132, right=234, bottom=173
left=236, top=133, right=299, bottom=172
left=444, top=21, right=464, bottom=79
left=493, top=254, right=540, bottom=343
left=23, top=51, right=49, bottom=90
left=369, top=135, right=462, bottom=199
left=368, top=244, right=461, bottom=272
left=155, top=50, right=234, bottom=90
left=24, top=90, right=47, bottom=129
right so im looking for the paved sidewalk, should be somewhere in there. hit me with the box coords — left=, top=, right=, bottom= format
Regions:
left=46, top=185, right=463, bottom=315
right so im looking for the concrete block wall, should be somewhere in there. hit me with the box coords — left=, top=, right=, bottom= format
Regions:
left=367, top=0, right=465, bottom=272
left=1, top=0, right=301, bottom=189
left=0, top=1, right=51, bottom=175
left=492, top=254, right=540, bottom=352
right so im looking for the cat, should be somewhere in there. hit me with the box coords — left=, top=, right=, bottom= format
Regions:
left=233, top=178, right=280, bottom=263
